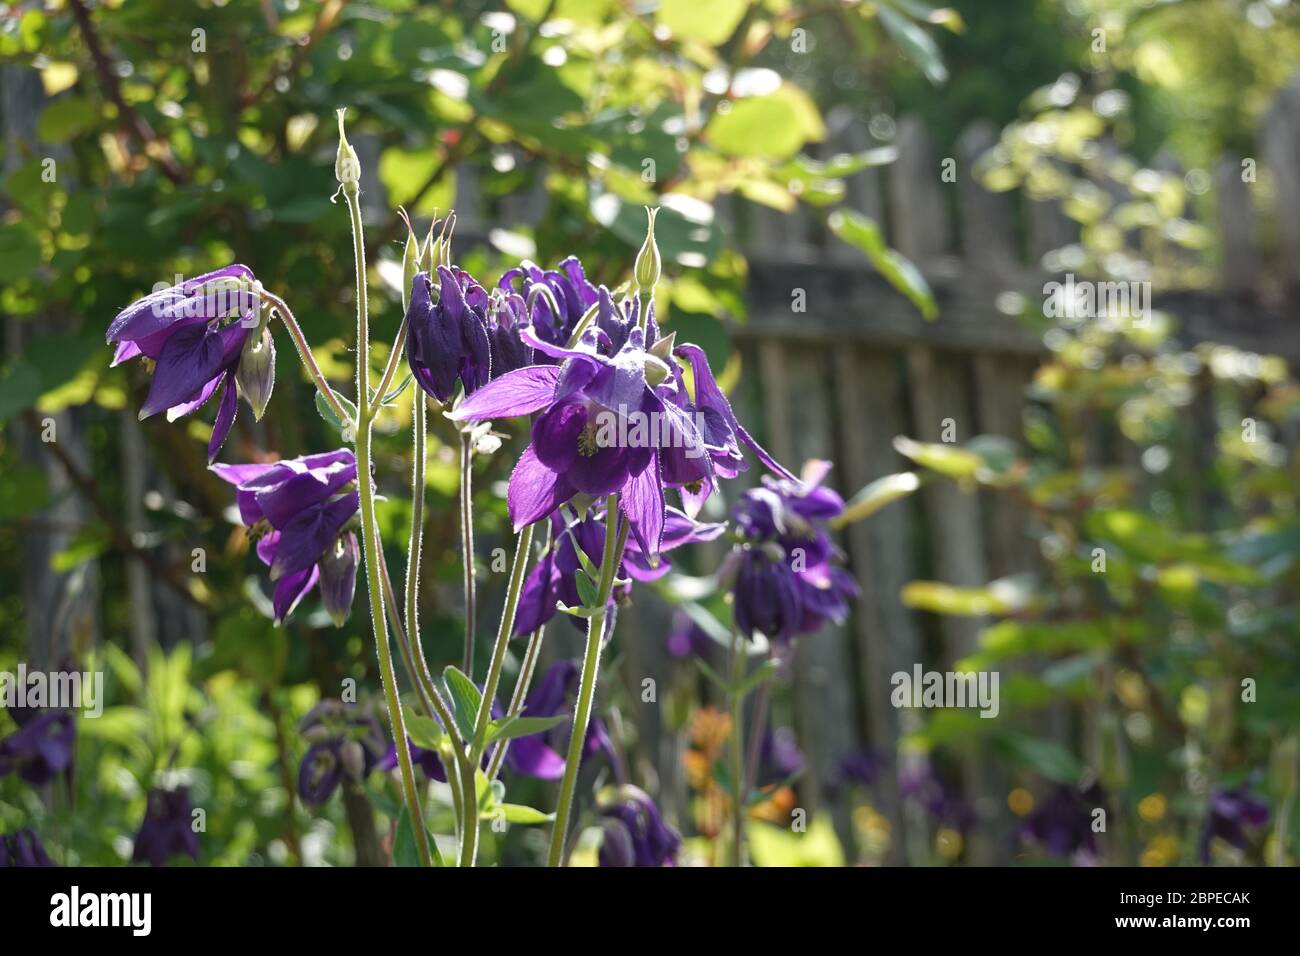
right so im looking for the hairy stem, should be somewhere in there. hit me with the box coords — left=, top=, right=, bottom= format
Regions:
left=459, top=430, right=478, bottom=675
left=485, top=624, right=547, bottom=783
left=729, top=627, right=747, bottom=868
left=345, top=181, right=432, bottom=868
left=261, top=289, right=353, bottom=427
left=546, top=500, right=629, bottom=867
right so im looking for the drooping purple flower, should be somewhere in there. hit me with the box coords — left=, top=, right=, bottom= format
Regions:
left=132, top=786, right=200, bottom=866
left=0, top=829, right=53, bottom=867
left=725, top=460, right=860, bottom=642
left=0, top=707, right=75, bottom=786
left=1200, top=782, right=1269, bottom=863
left=106, top=264, right=262, bottom=463
left=514, top=505, right=723, bottom=636
left=297, top=701, right=388, bottom=805
left=450, top=258, right=787, bottom=552
left=211, top=449, right=361, bottom=625
left=406, top=266, right=492, bottom=403
left=497, top=256, right=600, bottom=356
left=597, top=785, right=680, bottom=867
left=500, top=660, right=620, bottom=781
left=1022, top=782, right=1105, bottom=861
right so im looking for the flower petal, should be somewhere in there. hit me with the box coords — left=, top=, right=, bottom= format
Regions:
left=621, top=453, right=665, bottom=560
left=448, top=364, right=561, bottom=421
left=507, top=444, right=575, bottom=530
left=206, top=372, right=239, bottom=463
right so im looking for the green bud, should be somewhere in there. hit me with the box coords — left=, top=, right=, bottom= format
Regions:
left=634, top=206, right=661, bottom=294
left=334, top=108, right=360, bottom=186
left=236, top=325, right=276, bottom=421
left=401, top=215, right=420, bottom=314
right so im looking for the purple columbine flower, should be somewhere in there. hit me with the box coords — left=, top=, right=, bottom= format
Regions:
left=501, top=660, right=620, bottom=780
left=132, top=786, right=200, bottom=866
left=211, top=449, right=361, bottom=625
left=449, top=261, right=785, bottom=552
left=597, top=785, right=681, bottom=867
left=1200, top=782, right=1269, bottom=863
left=1022, top=782, right=1105, bottom=861
left=514, top=505, right=724, bottom=636
left=406, top=265, right=493, bottom=403
left=724, top=460, right=860, bottom=642
left=497, top=256, right=599, bottom=356
left=106, top=265, right=262, bottom=463
left=0, top=828, right=53, bottom=867
left=0, top=706, right=75, bottom=786
left=297, top=701, right=388, bottom=805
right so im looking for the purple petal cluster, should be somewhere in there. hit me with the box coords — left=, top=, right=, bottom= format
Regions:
left=132, top=786, right=200, bottom=866
left=515, top=505, right=724, bottom=636
left=1022, top=781, right=1106, bottom=861
left=0, top=829, right=53, bottom=867
left=597, top=785, right=681, bottom=867
left=1200, top=782, right=1269, bottom=863
left=0, top=706, right=75, bottom=786
left=726, top=460, right=860, bottom=642
left=212, top=449, right=361, bottom=625
left=450, top=260, right=788, bottom=556
left=106, top=265, right=262, bottom=462
left=297, top=701, right=388, bottom=805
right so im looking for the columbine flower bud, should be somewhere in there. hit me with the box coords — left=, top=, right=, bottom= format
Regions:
left=634, top=206, right=661, bottom=295
left=400, top=212, right=420, bottom=314
left=334, top=108, right=360, bottom=186
left=236, top=324, right=276, bottom=421
left=319, top=531, right=359, bottom=627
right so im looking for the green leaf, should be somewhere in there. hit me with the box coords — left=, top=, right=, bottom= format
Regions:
left=707, top=87, right=824, bottom=160
left=394, top=807, right=443, bottom=866
left=892, top=436, right=981, bottom=478
left=314, top=388, right=357, bottom=431
left=994, top=733, right=1083, bottom=784
left=36, top=96, right=97, bottom=144
left=50, top=524, right=110, bottom=572
left=834, top=472, right=921, bottom=527
left=442, top=666, right=482, bottom=741
left=0, top=462, right=49, bottom=519
left=656, top=0, right=747, bottom=45
left=901, top=574, right=1038, bottom=617
left=876, top=3, right=948, bottom=84
left=575, top=569, right=600, bottom=609
left=0, top=223, right=42, bottom=282
left=481, top=803, right=555, bottom=825
left=748, top=817, right=845, bottom=867
left=404, top=711, right=445, bottom=751
left=486, top=714, right=567, bottom=743
left=828, top=210, right=937, bottom=320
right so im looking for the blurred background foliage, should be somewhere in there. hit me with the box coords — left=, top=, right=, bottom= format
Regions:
left=1, top=0, right=1299, bottom=866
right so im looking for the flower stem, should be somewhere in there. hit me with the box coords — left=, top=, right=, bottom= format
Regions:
left=459, top=429, right=477, bottom=675
left=546, top=498, right=629, bottom=867
left=485, top=624, right=546, bottom=783
left=261, top=289, right=353, bottom=427
left=729, top=626, right=747, bottom=868
left=456, top=520, right=536, bottom=867
left=372, top=314, right=410, bottom=405
left=345, top=180, right=432, bottom=868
